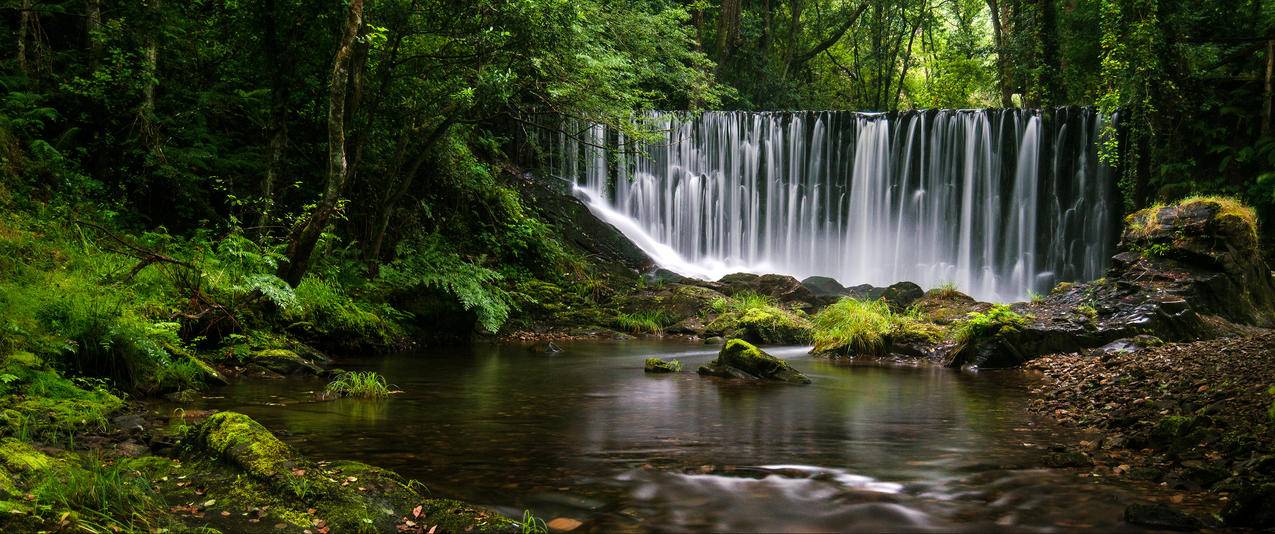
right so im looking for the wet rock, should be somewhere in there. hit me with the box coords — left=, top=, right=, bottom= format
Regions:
left=1042, top=450, right=1092, bottom=468
left=111, top=414, right=146, bottom=432
left=697, top=339, right=811, bottom=384
left=530, top=341, right=563, bottom=353
left=666, top=316, right=706, bottom=335
left=1123, top=503, right=1202, bottom=531
left=643, top=358, right=682, bottom=373
left=248, top=349, right=324, bottom=376
left=881, top=282, right=924, bottom=310
left=718, top=273, right=820, bottom=308
left=519, top=173, right=653, bottom=272
left=845, top=283, right=888, bottom=301
left=704, top=336, right=724, bottom=344
left=800, top=276, right=849, bottom=304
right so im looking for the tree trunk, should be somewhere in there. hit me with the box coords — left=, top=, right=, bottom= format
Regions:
left=17, top=0, right=30, bottom=75
left=366, top=117, right=457, bottom=271
left=280, top=0, right=365, bottom=286
left=986, top=0, right=1013, bottom=107
left=141, top=0, right=160, bottom=122
left=894, top=0, right=926, bottom=110
left=86, top=0, right=102, bottom=66
left=716, top=0, right=741, bottom=68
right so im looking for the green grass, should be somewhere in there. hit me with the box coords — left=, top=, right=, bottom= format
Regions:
left=521, top=509, right=549, bottom=534
left=324, top=371, right=392, bottom=399
left=31, top=455, right=168, bottom=532
left=811, top=299, right=894, bottom=354
left=954, top=304, right=1028, bottom=342
left=613, top=310, right=672, bottom=334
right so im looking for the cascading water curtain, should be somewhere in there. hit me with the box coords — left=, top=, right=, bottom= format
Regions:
left=537, top=109, right=1117, bottom=302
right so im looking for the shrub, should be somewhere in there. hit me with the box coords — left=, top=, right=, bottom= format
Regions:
left=323, top=371, right=392, bottom=399
left=378, top=234, right=512, bottom=334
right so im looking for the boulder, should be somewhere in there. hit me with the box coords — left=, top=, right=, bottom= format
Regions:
left=717, top=273, right=820, bottom=308
left=881, top=281, right=924, bottom=310
left=697, top=339, right=811, bottom=384
left=945, top=197, right=1275, bottom=367
left=641, top=268, right=690, bottom=286
left=800, top=276, right=849, bottom=303
left=643, top=358, right=682, bottom=373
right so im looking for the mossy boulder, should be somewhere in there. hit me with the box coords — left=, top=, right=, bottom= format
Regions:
left=698, top=339, right=810, bottom=384
left=705, top=305, right=812, bottom=344
left=643, top=358, right=682, bottom=373
left=185, top=412, right=518, bottom=533
left=248, top=349, right=324, bottom=375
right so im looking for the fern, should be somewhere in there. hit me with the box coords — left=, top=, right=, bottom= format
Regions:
left=379, top=235, right=512, bottom=333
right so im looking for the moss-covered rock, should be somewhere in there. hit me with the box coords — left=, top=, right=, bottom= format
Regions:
left=698, top=339, right=810, bottom=384
left=643, top=358, right=682, bottom=373
left=183, top=411, right=518, bottom=533
left=704, top=295, right=813, bottom=344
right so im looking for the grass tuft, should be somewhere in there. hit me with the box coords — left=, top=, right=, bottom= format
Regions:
left=614, top=310, right=672, bottom=334
left=323, top=371, right=392, bottom=399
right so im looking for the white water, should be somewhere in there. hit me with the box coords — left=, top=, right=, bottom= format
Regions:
left=545, top=109, right=1115, bottom=301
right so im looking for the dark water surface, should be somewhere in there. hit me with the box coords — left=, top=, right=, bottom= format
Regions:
left=181, top=340, right=1178, bottom=532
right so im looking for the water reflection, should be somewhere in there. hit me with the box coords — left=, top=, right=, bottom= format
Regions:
left=176, top=340, right=1173, bottom=532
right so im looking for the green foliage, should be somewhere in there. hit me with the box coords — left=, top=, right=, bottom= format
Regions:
left=521, top=509, right=549, bottom=534
left=288, top=276, right=403, bottom=345
left=1268, top=386, right=1275, bottom=422
left=811, top=299, right=897, bottom=355
left=614, top=311, right=672, bottom=334
left=955, top=304, right=1029, bottom=343
left=324, top=372, right=392, bottom=400
left=378, top=234, right=512, bottom=334
left=31, top=455, right=167, bottom=532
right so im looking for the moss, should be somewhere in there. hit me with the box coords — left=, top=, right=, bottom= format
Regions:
left=0, top=437, right=58, bottom=474
left=194, top=411, right=297, bottom=480
left=954, top=305, right=1028, bottom=343
left=1180, top=195, right=1259, bottom=238
left=2, top=352, right=42, bottom=369
left=706, top=296, right=812, bottom=344
left=643, top=358, right=682, bottom=373
left=416, top=498, right=519, bottom=533
left=701, top=339, right=811, bottom=384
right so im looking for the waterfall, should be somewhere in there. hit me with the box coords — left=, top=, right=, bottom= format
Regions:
left=538, top=109, right=1117, bottom=302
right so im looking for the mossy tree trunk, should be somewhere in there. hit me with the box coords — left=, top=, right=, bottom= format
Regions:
left=281, top=0, right=365, bottom=286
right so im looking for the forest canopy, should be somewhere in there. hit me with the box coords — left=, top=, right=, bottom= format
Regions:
left=2, top=0, right=1274, bottom=284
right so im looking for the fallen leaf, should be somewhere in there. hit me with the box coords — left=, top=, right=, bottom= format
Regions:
left=412, top=505, right=422, bottom=518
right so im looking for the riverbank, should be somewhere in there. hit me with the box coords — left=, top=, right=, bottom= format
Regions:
left=1027, top=332, right=1275, bottom=528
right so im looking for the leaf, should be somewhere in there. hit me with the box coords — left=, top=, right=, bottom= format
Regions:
left=412, top=505, right=422, bottom=518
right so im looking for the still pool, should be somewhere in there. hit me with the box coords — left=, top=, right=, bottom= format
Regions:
left=173, top=340, right=1187, bottom=532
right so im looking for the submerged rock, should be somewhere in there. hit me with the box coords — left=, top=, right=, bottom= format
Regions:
left=643, top=358, right=682, bottom=373
left=697, top=339, right=810, bottom=384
